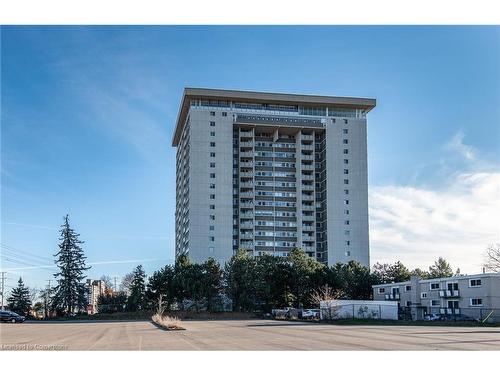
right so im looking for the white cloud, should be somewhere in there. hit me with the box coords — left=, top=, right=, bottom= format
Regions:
left=369, top=171, right=500, bottom=273
left=444, top=130, right=476, bottom=161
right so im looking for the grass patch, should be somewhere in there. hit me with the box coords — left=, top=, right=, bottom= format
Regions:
left=151, top=313, right=185, bottom=331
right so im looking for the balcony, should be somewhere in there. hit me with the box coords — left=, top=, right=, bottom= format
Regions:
left=302, top=194, right=315, bottom=201
left=301, top=184, right=314, bottom=191
left=240, top=182, right=254, bottom=189
left=240, top=202, right=254, bottom=208
left=302, top=226, right=315, bottom=232
left=301, top=144, right=314, bottom=151
left=301, top=134, right=314, bottom=141
left=439, top=308, right=461, bottom=315
left=439, top=290, right=460, bottom=298
left=301, top=174, right=314, bottom=181
left=240, top=162, right=254, bottom=168
left=385, top=294, right=400, bottom=301
left=240, top=152, right=254, bottom=158
left=240, top=141, right=254, bottom=148
left=301, top=163, right=314, bottom=170
left=235, top=114, right=324, bottom=128
left=302, top=235, right=315, bottom=241
left=239, top=233, right=254, bottom=239
left=240, top=222, right=254, bottom=229
left=239, top=212, right=254, bottom=218
left=301, top=154, right=314, bottom=161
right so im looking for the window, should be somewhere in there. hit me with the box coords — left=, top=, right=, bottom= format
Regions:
left=431, top=300, right=440, bottom=306
left=344, top=189, right=349, bottom=194
left=343, top=139, right=348, bottom=144
left=344, top=220, right=350, bottom=225
left=210, top=205, right=215, bottom=209
left=210, top=142, right=216, bottom=147
left=210, top=183, right=215, bottom=189
left=210, top=111, right=215, bottom=116
left=343, top=159, right=349, bottom=164
left=345, top=251, right=351, bottom=256
left=209, top=246, right=215, bottom=253
left=344, top=169, right=349, bottom=174
left=470, top=298, right=483, bottom=306
left=210, top=131, right=215, bottom=136
left=210, top=152, right=216, bottom=157
left=210, top=121, right=215, bottom=126
left=209, top=215, right=215, bottom=220
left=209, top=236, right=215, bottom=242
left=344, top=200, right=349, bottom=205
left=210, top=162, right=215, bottom=168
left=343, top=179, right=349, bottom=184
left=210, top=194, right=215, bottom=199
left=343, top=149, right=349, bottom=154
left=344, top=119, right=348, bottom=124
left=405, top=285, right=412, bottom=291
left=406, top=301, right=412, bottom=307
left=421, top=292, right=427, bottom=299
left=345, top=240, right=350, bottom=246
left=222, top=112, right=227, bottom=117
left=210, top=173, right=216, bottom=178
left=378, top=288, right=385, bottom=294
left=469, top=279, right=482, bottom=287
left=344, top=230, right=350, bottom=235
left=209, top=225, right=214, bottom=230
left=344, top=209, right=350, bottom=215
left=430, top=283, right=439, bottom=290
left=342, top=129, right=348, bottom=134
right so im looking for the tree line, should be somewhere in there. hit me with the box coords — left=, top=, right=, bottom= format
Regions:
left=97, top=250, right=465, bottom=314
left=6, top=215, right=499, bottom=317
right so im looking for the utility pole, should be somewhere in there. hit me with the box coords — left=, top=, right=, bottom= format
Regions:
left=1, top=272, right=6, bottom=311
left=45, top=279, right=52, bottom=319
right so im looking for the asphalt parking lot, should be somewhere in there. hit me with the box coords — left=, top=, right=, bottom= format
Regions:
left=1, top=319, right=499, bottom=350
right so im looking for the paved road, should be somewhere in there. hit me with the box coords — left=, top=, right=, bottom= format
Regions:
left=1, top=320, right=499, bottom=350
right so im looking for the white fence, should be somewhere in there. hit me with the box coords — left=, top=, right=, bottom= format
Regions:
left=319, top=300, right=398, bottom=320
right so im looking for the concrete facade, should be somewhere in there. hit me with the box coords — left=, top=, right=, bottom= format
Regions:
left=372, top=273, right=500, bottom=322
left=173, top=88, right=376, bottom=266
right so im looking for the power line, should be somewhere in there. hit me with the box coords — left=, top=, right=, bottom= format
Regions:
left=1, top=243, right=53, bottom=263
left=0, top=247, right=52, bottom=265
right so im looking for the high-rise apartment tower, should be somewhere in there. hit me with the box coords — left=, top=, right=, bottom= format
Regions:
left=173, top=88, right=376, bottom=266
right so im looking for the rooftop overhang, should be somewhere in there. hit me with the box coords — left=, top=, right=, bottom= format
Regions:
left=172, top=87, right=376, bottom=146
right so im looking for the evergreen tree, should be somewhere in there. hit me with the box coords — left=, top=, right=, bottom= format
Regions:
left=428, top=257, right=454, bottom=279
left=411, top=268, right=430, bottom=279
left=146, top=265, right=176, bottom=311
left=52, top=215, right=91, bottom=315
left=202, top=258, right=223, bottom=311
left=7, top=277, right=32, bottom=316
left=372, top=261, right=411, bottom=283
left=126, top=265, right=146, bottom=311
left=224, top=249, right=257, bottom=312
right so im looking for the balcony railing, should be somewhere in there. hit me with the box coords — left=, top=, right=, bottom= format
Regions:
left=439, top=308, right=461, bottom=315
left=439, top=290, right=460, bottom=298
left=385, top=294, right=400, bottom=300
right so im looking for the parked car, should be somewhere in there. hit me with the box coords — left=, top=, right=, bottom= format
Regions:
left=302, top=309, right=320, bottom=319
left=423, top=313, right=441, bottom=321
left=0, top=311, right=26, bottom=323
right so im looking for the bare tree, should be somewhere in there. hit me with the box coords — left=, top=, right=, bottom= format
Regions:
left=119, top=272, right=134, bottom=295
left=484, top=243, right=500, bottom=273
left=310, top=285, right=341, bottom=320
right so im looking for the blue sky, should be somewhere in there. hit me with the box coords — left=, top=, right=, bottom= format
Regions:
left=1, top=26, right=499, bottom=291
